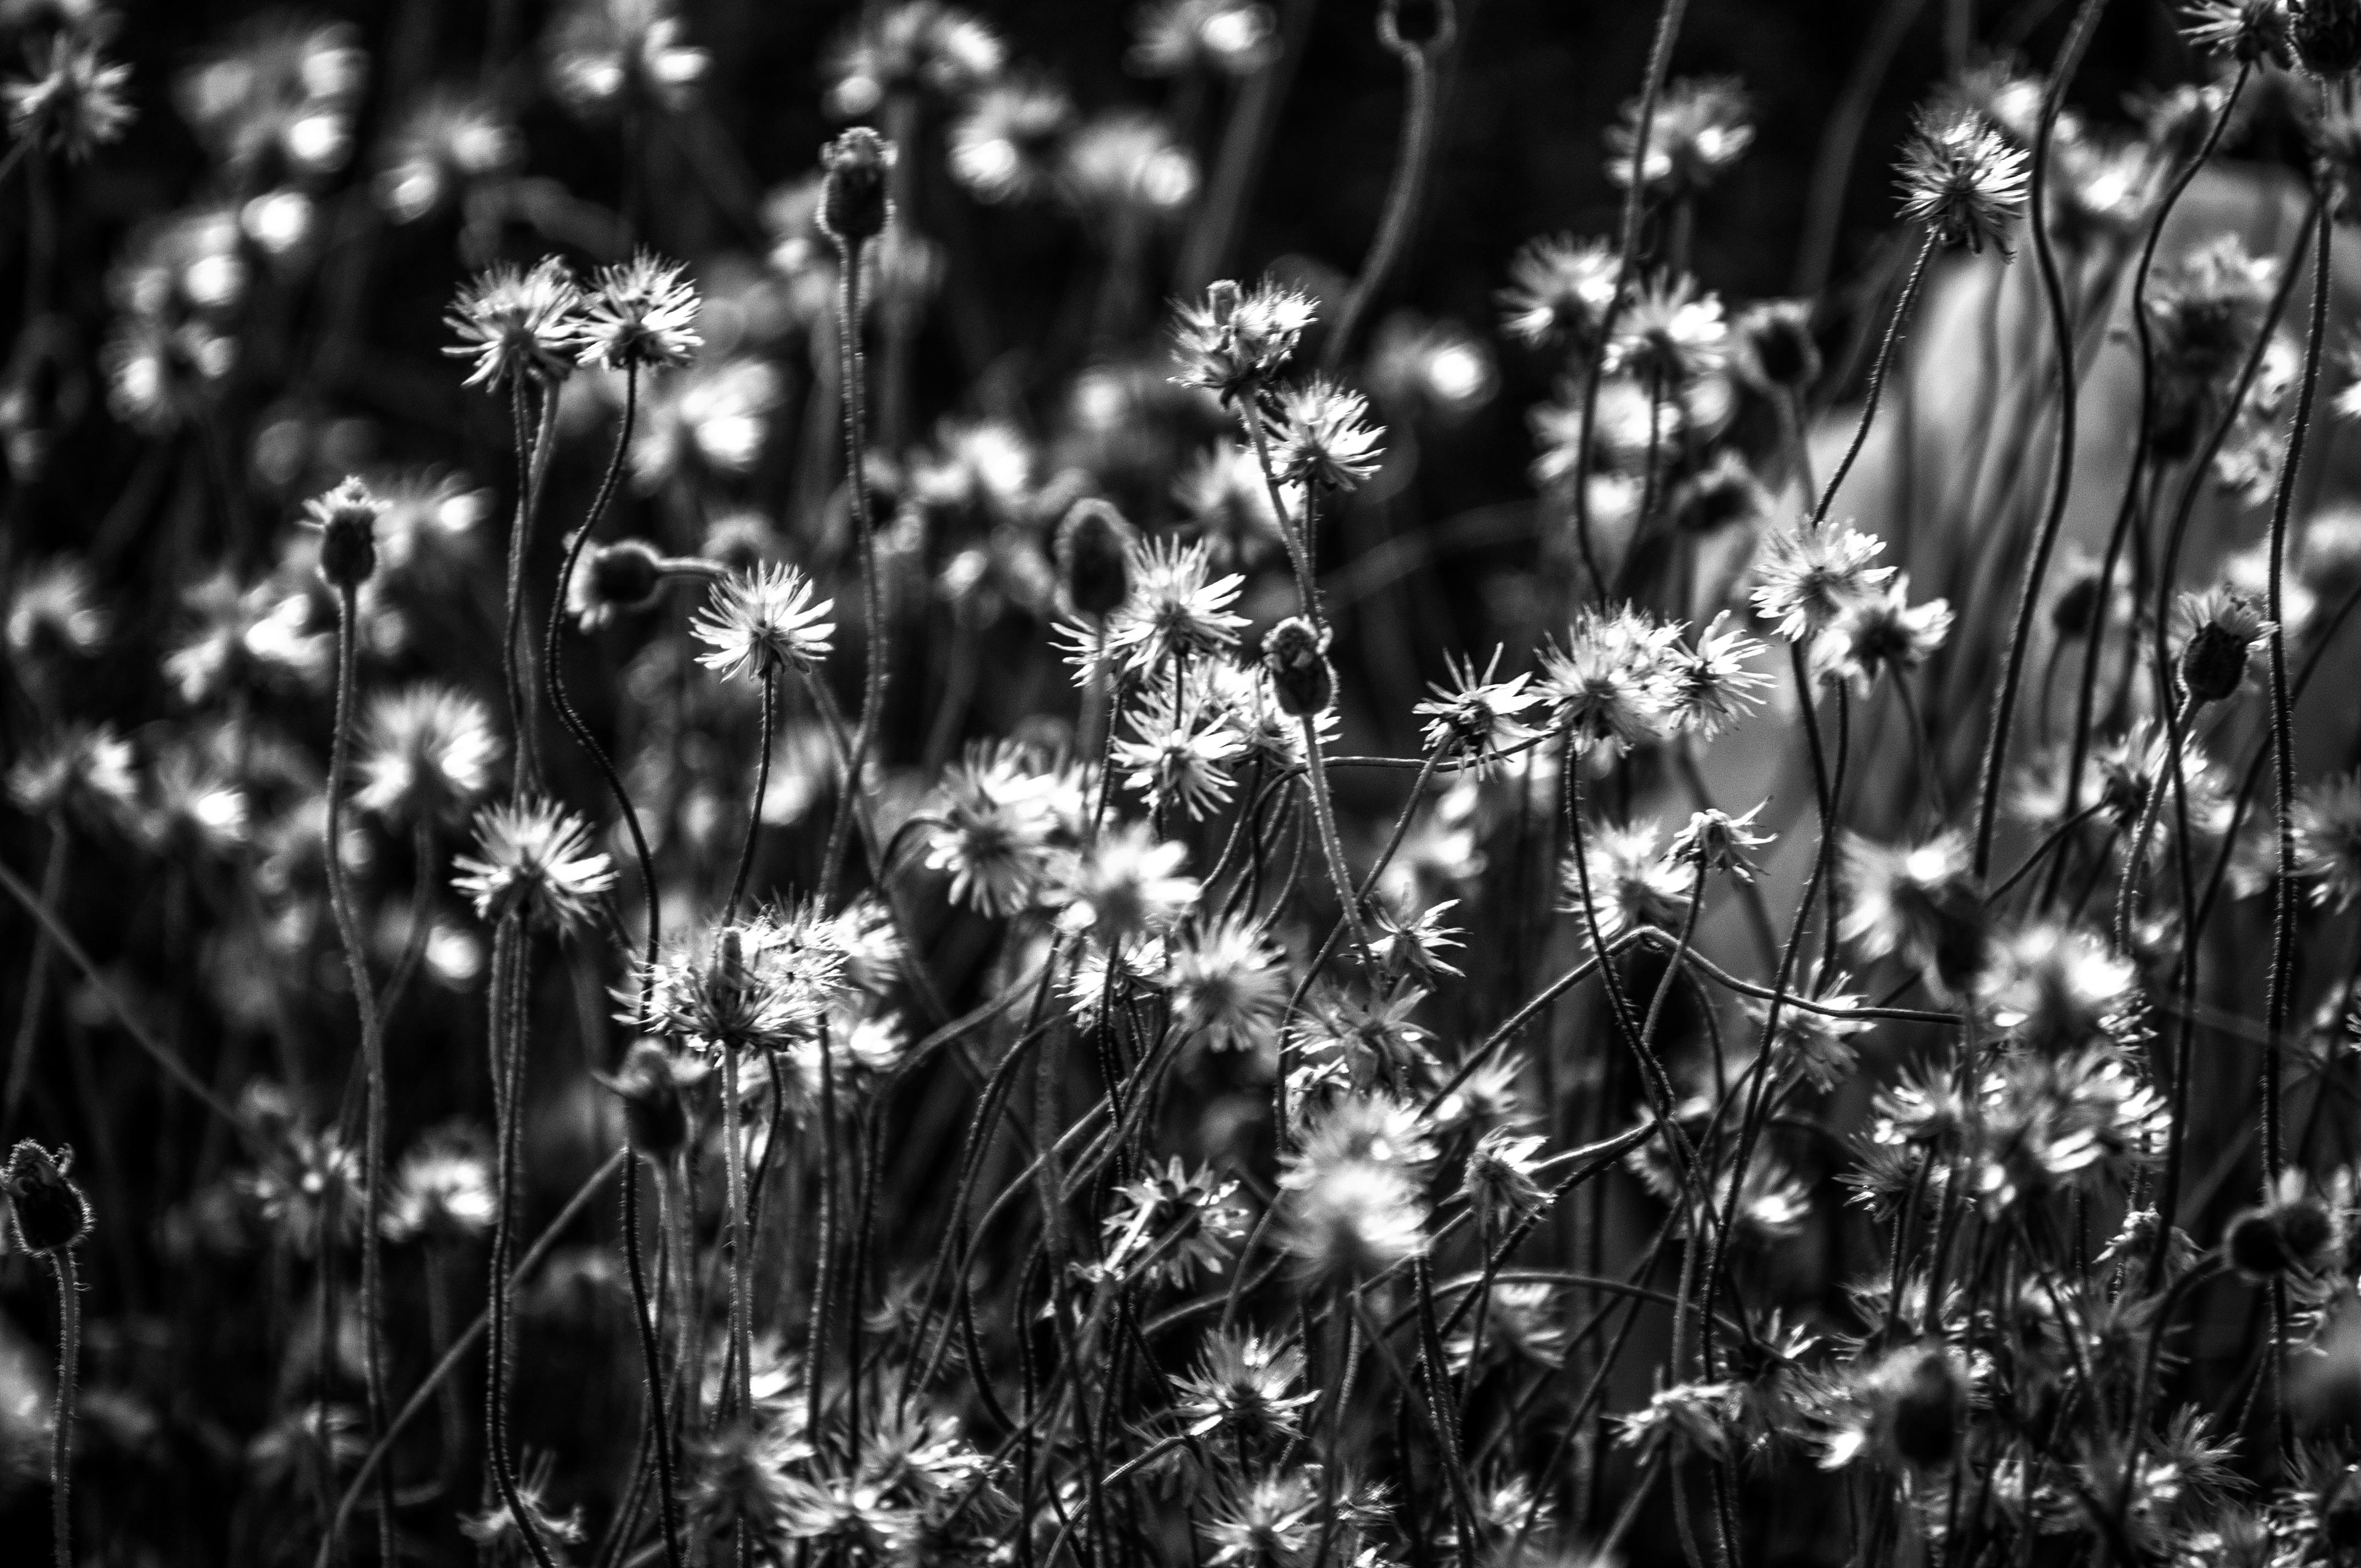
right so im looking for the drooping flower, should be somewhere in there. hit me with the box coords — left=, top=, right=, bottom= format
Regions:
left=1810, top=575, right=1952, bottom=692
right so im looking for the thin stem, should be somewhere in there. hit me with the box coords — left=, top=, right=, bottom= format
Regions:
left=1811, top=232, right=1938, bottom=529
left=823, top=233, right=887, bottom=912
left=3, top=820, right=68, bottom=1142
left=1321, top=3, right=1454, bottom=371
left=621, top=1152, right=684, bottom=1568
left=721, top=1044, right=754, bottom=1452
left=46, top=1248, right=77, bottom=1568
left=1297, top=716, right=1370, bottom=956
left=1970, top=0, right=2107, bottom=877
left=727, top=668, right=777, bottom=918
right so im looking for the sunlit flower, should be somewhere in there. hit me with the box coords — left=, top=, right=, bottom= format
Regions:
left=925, top=742, right=1059, bottom=916
left=1751, top=521, right=1894, bottom=640
left=1131, top=1, right=1279, bottom=78
left=1416, top=647, right=1544, bottom=771
left=444, top=258, right=583, bottom=390
left=1897, top=103, right=2032, bottom=254
left=1606, top=273, right=1729, bottom=389
left=453, top=797, right=618, bottom=932
left=1498, top=233, right=1620, bottom=352
left=1106, top=536, right=1248, bottom=674
left=549, top=0, right=710, bottom=117
left=690, top=562, right=836, bottom=683
left=1537, top=604, right=1679, bottom=754
left=1840, top=831, right=1987, bottom=997
left=1050, top=821, right=1200, bottom=939
left=1170, top=277, right=1317, bottom=401
left=1103, top=1158, right=1251, bottom=1287
left=1200, top=1472, right=1319, bottom=1568
left=1810, top=574, right=1952, bottom=692
left=947, top=78, right=1071, bottom=202
left=1167, top=915, right=1288, bottom=1054
left=580, top=251, right=703, bottom=371
left=5, top=33, right=132, bottom=160
left=1273, top=378, right=1385, bottom=492
left=354, top=685, right=503, bottom=826
left=381, top=1136, right=496, bottom=1245
left=2296, top=772, right=2361, bottom=908
left=1667, top=613, right=1770, bottom=737
left=1607, top=76, right=1753, bottom=197
left=1565, top=819, right=1691, bottom=941
left=1176, top=1333, right=1313, bottom=1442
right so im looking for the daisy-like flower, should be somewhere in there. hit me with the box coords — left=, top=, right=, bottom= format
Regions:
left=1167, top=915, right=1288, bottom=1053
left=452, top=797, right=618, bottom=932
left=548, top=0, right=711, bottom=118
left=2184, top=1, right=2293, bottom=65
left=1498, top=233, right=1620, bottom=351
left=1063, top=110, right=1200, bottom=219
left=5, top=34, right=133, bottom=161
left=637, top=921, right=836, bottom=1060
left=1131, top=1, right=1280, bottom=78
left=1749, top=984, right=1873, bottom=1092
left=1840, top=831, right=1987, bottom=997
left=376, top=90, right=520, bottom=223
left=2297, top=772, right=2361, bottom=909
left=380, top=1136, right=496, bottom=1245
left=1896, top=103, right=2032, bottom=255
left=1115, top=683, right=1245, bottom=820
left=1606, top=273, right=1729, bottom=389
left=1201, top=1472, right=1319, bottom=1568
left=946, top=77, right=1071, bottom=203
left=354, top=685, right=503, bottom=826
left=1050, top=821, right=1201, bottom=940
left=1279, top=1151, right=1428, bottom=1285
left=1750, top=520, right=1895, bottom=641
left=1102, top=1158, right=1252, bottom=1287
left=1537, top=604, right=1680, bottom=755
left=1668, top=803, right=1771, bottom=883
left=580, top=251, right=703, bottom=371
left=1170, top=277, right=1318, bottom=401
left=1105, top=536, right=1248, bottom=675
left=1415, top=647, right=1544, bottom=771
left=926, top=742, right=1059, bottom=916
left=1810, top=575, right=1952, bottom=692
left=690, top=562, right=836, bottom=683
left=444, top=257, right=583, bottom=390
left=1565, top=819, right=1692, bottom=941
left=1272, top=378, right=1385, bottom=492
left=1461, top=1126, right=1549, bottom=1227
left=1979, top=922, right=2136, bottom=1049
left=1176, top=1333, right=1314, bottom=1443
left=1667, top=613, right=1770, bottom=737
left=6, top=723, right=138, bottom=830
left=1607, top=76, right=1753, bottom=197
left=1371, top=897, right=1466, bottom=984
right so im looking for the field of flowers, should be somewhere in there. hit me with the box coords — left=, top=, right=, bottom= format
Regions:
left=17, top=1, right=2361, bottom=1565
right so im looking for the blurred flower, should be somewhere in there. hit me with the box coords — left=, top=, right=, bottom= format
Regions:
left=1616, top=1380, right=1740, bottom=1460
left=1063, top=110, right=1198, bottom=220
left=375, top=90, right=519, bottom=223
left=6, top=556, right=104, bottom=662
left=948, top=77, right=1071, bottom=202
left=1840, top=831, right=1987, bottom=997
left=1499, top=234, right=1620, bottom=353
left=4, top=31, right=130, bottom=159
left=1176, top=1333, right=1313, bottom=1441
left=1174, top=443, right=1287, bottom=570
left=549, top=0, right=710, bottom=118
left=1607, top=273, right=1728, bottom=389
left=1050, top=821, right=1199, bottom=939
left=354, top=685, right=503, bottom=827
left=1131, top=1, right=1279, bottom=78
left=2296, top=772, right=2361, bottom=908
left=2184, top=2, right=2293, bottom=66
left=380, top=1135, right=495, bottom=1246
left=1564, top=819, right=1690, bottom=941
left=6, top=723, right=137, bottom=829
left=925, top=741, right=1060, bottom=916
left=630, top=357, right=781, bottom=486
left=1607, top=76, right=1753, bottom=197
left=1201, top=1472, right=1319, bottom=1568
left=1810, top=574, right=1952, bottom=692
left=176, top=19, right=365, bottom=182
left=1167, top=914, right=1287, bottom=1053
left=825, top=1, right=1004, bottom=118
left=453, top=797, right=618, bottom=932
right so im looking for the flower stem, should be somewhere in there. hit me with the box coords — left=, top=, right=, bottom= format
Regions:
left=46, top=1247, right=77, bottom=1568
left=1321, top=2, right=1454, bottom=372
left=823, top=233, right=886, bottom=912
left=727, top=667, right=776, bottom=918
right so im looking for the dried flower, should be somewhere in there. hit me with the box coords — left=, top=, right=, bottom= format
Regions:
left=1171, top=278, right=1317, bottom=401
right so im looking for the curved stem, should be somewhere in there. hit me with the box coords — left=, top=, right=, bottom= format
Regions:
left=1810, top=232, right=1937, bottom=529
left=1297, top=716, right=1370, bottom=956
left=1321, top=7, right=1452, bottom=371
left=1970, top=0, right=2107, bottom=876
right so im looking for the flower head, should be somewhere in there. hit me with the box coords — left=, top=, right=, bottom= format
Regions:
left=453, top=797, right=618, bottom=932
left=1176, top=1333, right=1314, bottom=1443
left=1115, top=682, right=1245, bottom=820
left=1751, top=521, right=1895, bottom=640
left=1106, top=536, right=1247, bottom=674
left=1565, top=819, right=1691, bottom=941
left=5, top=34, right=133, bottom=160
left=1168, top=915, right=1289, bottom=1054
left=1537, top=604, right=1680, bottom=754
left=1170, top=278, right=1316, bottom=401
left=1840, top=831, right=1988, bottom=997
left=1498, top=233, right=1620, bottom=351
left=691, top=563, right=836, bottom=683
left=2176, top=586, right=2271, bottom=704
left=1606, top=273, right=1729, bottom=389
left=1810, top=574, right=1952, bottom=692
left=926, top=742, right=1060, bottom=916
left=1669, top=803, right=1771, bottom=884
left=382, top=1136, right=496, bottom=1245
left=1667, top=613, right=1770, bottom=737
left=1102, top=1158, right=1252, bottom=1287
left=1051, top=821, right=1200, bottom=940
left=1132, top=2, right=1280, bottom=78
left=445, top=258, right=583, bottom=390
left=1897, top=104, right=2032, bottom=254
left=1607, top=76, right=1753, bottom=198
left=355, top=685, right=503, bottom=825
left=1272, top=378, right=1385, bottom=492
left=580, top=251, right=703, bottom=371
left=2297, top=772, right=2361, bottom=908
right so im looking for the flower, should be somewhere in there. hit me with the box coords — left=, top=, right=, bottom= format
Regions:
left=453, top=797, right=618, bottom=932
left=1565, top=819, right=1691, bottom=941
left=1279, top=1152, right=1428, bottom=1284
left=1732, top=298, right=1821, bottom=390
left=1415, top=649, right=1544, bottom=770
left=2297, top=772, right=2361, bottom=908
left=303, top=475, right=383, bottom=590
left=926, top=742, right=1060, bottom=916
left=1168, top=916, right=1288, bottom=1054
left=1201, top=1472, right=1319, bottom=1568
left=2175, top=587, right=2271, bottom=704
left=1106, top=536, right=1248, bottom=674
left=1176, top=1334, right=1314, bottom=1442
left=444, top=258, right=583, bottom=390
left=1607, top=76, right=1753, bottom=197
left=1750, top=986, right=1872, bottom=1092
left=1462, top=1126, right=1549, bottom=1226
left=947, top=77, right=1071, bottom=202
left=690, top=563, right=836, bottom=683
left=1116, top=682, right=1245, bottom=820
left=2, top=1141, right=89, bottom=1255
left=1819, top=1343, right=1965, bottom=1470
left=1616, top=1380, right=1740, bottom=1460
left=1131, top=2, right=1279, bottom=78
left=1810, top=574, right=1952, bottom=692
left=2184, top=2, right=2293, bottom=65
left=1667, top=613, right=1770, bottom=737
left=1102, top=1159, right=1252, bottom=1287
left=1896, top=103, right=2032, bottom=254
left=1750, top=521, right=1894, bottom=640
left=824, top=1, right=1004, bottom=116
left=1498, top=233, right=1620, bottom=351
left=1174, top=443, right=1286, bottom=571
left=381, top=1136, right=496, bottom=1245
left=1537, top=604, right=1679, bottom=754
left=638, top=921, right=839, bottom=1060
left=2224, top=1172, right=2340, bottom=1282
left=1170, top=278, right=1318, bottom=400
left=580, top=251, right=703, bottom=371
left=1606, top=273, right=1729, bottom=389
left=548, top=0, right=711, bottom=118
left=1051, top=822, right=1201, bottom=939
left=1271, top=378, right=1385, bottom=492
left=7, top=723, right=137, bottom=830
left=4, top=34, right=133, bottom=160
left=375, top=90, right=519, bottom=222
left=1668, top=803, right=1771, bottom=883
left=354, top=685, right=503, bottom=826
left=1063, top=111, right=1199, bottom=219
left=1979, top=922, right=2137, bottom=1049
left=1840, top=831, right=1987, bottom=997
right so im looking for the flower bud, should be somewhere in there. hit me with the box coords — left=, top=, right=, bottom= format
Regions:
left=2226, top=1195, right=2334, bottom=1278
left=2179, top=607, right=2265, bottom=704
left=2048, top=571, right=2103, bottom=640
left=1736, top=300, right=1820, bottom=391
left=1381, top=0, right=1453, bottom=48
left=3, top=1140, right=89, bottom=1254
left=1261, top=616, right=1334, bottom=718
left=587, top=539, right=668, bottom=617
left=1058, top=499, right=1133, bottom=618
left=308, top=476, right=382, bottom=590
left=1890, top=1348, right=1960, bottom=1468
left=2293, top=0, right=2361, bottom=79
left=820, top=128, right=895, bottom=244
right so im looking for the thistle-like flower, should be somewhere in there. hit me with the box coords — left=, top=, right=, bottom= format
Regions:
left=444, top=257, right=584, bottom=390
left=690, top=562, right=836, bottom=683
left=1668, top=803, right=1771, bottom=884
left=1176, top=1333, right=1314, bottom=1442
left=1200, top=1472, right=1320, bottom=1568
left=948, top=77, right=1072, bottom=203
left=1169, top=277, right=1317, bottom=401
left=1667, top=613, right=1770, bottom=737
left=1272, top=377, right=1385, bottom=492
left=1461, top=1126, right=1549, bottom=1227
left=1050, top=821, right=1200, bottom=940
left=580, top=251, right=703, bottom=371
left=2184, top=2, right=2293, bottom=66
left=1810, top=575, right=1952, bottom=692
left=1896, top=104, right=2032, bottom=254
left=354, top=685, right=503, bottom=826
left=1616, top=1380, right=1742, bottom=1460
left=1840, top=831, right=1988, bottom=997
left=1105, top=536, right=1248, bottom=674
left=1115, top=683, right=1245, bottom=820
left=1498, top=233, right=1621, bottom=352
left=1607, top=76, right=1753, bottom=198
left=1131, top=1, right=1280, bottom=79
left=452, top=797, right=618, bottom=931
left=1167, top=915, right=1288, bottom=1054
left=1537, top=604, right=1680, bottom=755
left=1564, top=819, right=1692, bottom=941
left=1415, top=647, right=1544, bottom=771
left=1751, top=521, right=1895, bottom=641
left=1102, top=1158, right=1252, bottom=1287
left=925, top=742, right=1060, bottom=917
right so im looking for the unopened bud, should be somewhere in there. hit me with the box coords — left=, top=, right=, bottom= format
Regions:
left=1890, top=1349, right=1960, bottom=1469
left=603, top=1041, right=691, bottom=1158
left=586, top=540, right=668, bottom=617
left=1262, top=616, right=1334, bottom=718
left=3, top=1140, right=89, bottom=1254
left=820, top=128, right=895, bottom=244
left=309, top=476, right=382, bottom=590
left=1058, top=500, right=1133, bottom=618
